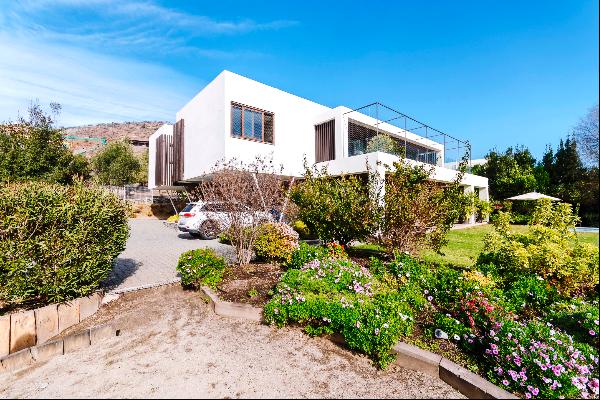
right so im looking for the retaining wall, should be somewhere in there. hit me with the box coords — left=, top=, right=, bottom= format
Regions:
left=0, top=292, right=103, bottom=358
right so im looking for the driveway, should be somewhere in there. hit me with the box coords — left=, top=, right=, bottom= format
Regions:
left=0, top=285, right=464, bottom=399
left=103, top=219, right=234, bottom=292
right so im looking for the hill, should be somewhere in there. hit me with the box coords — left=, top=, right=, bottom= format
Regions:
left=62, top=121, right=167, bottom=157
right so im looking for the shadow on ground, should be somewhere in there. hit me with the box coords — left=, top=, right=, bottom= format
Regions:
left=102, top=258, right=142, bottom=291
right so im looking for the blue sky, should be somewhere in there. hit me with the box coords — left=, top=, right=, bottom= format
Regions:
left=0, top=0, right=597, bottom=159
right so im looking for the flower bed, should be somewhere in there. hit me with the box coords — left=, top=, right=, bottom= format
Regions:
left=263, top=241, right=599, bottom=399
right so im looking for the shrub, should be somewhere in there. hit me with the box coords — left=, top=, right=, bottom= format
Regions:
left=176, top=248, right=226, bottom=289
left=474, top=197, right=493, bottom=222
left=286, top=242, right=330, bottom=269
left=478, top=201, right=599, bottom=296
left=0, top=181, right=129, bottom=305
left=482, top=320, right=598, bottom=399
left=264, top=257, right=416, bottom=367
left=546, top=300, right=599, bottom=347
left=379, top=160, right=470, bottom=254
left=504, top=275, right=557, bottom=312
left=290, top=165, right=377, bottom=245
left=292, top=220, right=311, bottom=239
left=253, top=222, right=299, bottom=263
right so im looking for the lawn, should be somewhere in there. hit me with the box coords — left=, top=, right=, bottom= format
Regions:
left=420, top=224, right=599, bottom=267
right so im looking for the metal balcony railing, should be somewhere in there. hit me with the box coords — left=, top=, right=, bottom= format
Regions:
left=343, top=102, right=471, bottom=170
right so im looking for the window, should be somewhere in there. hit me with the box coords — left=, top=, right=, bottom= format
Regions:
left=231, top=103, right=274, bottom=144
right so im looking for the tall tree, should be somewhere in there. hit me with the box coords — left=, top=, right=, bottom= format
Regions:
left=473, top=146, right=537, bottom=200
left=92, top=141, right=141, bottom=186
left=0, top=103, right=90, bottom=184
left=573, top=104, right=599, bottom=166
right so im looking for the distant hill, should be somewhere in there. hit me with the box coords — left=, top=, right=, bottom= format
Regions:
left=62, top=121, right=167, bottom=157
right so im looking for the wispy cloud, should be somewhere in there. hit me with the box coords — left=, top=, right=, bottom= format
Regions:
left=0, top=1, right=295, bottom=125
left=0, top=34, right=200, bottom=126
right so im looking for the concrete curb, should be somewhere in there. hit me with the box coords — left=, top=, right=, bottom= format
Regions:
left=196, top=287, right=515, bottom=399
left=107, top=278, right=181, bottom=296
left=0, top=323, right=119, bottom=374
left=199, top=286, right=263, bottom=322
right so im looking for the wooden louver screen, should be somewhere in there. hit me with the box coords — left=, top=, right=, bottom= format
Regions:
left=315, top=119, right=336, bottom=163
left=173, top=119, right=184, bottom=182
left=154, top=134, right=173, bottom=187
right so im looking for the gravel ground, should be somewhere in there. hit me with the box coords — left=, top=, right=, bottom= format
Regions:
left=0, top=285, right=464, bottom=399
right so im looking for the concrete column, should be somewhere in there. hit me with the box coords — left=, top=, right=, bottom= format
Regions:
left=464, top=185, right=476, bottom=224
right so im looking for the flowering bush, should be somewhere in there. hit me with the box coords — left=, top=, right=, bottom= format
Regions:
left=253, top=222, right=299, bottom=263
left=285, top=242, right=348, bottom=269
left=264, top=257, right=415, bottom=367
left=546, top=300, right=600, bottom=347
left=176, top=248, right=226, bottom=289
left=478, top=202, right=599, bottom=295
left=483, top=320, right=598, bottom=399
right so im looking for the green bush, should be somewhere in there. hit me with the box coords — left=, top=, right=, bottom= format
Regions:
left=264, top=257, right=416, bottom=367
left=290, top=167, right=377, bottom=245
left=253, top=222, right=299, bottom=263
left=477, top=201, right=599, bottom=296
left=503, top=274, right=557, bottom=312
left=545, top=300, right=599, bottom=347
left=0, top=181, right=129, bottom=305
left=285, top=242, right=330, bottom=269
left=176, top=248, right=226, bottom=289
left=292, top=220, right=311, bottom=239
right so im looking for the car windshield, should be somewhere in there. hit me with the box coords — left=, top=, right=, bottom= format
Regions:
left=181, top=203, right=196, bottom=213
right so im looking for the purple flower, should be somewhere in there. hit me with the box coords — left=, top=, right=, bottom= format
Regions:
left=525, top=393, right=531, bottom=399
left=427, top=296, right=433, bottom=301
left=531, top=388, right=539, bottom=396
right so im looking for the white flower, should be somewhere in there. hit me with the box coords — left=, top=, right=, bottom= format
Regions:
left=453, top=334, right=460, bottom=341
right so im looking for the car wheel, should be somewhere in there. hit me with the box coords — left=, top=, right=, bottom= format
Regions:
left=199, top=220, right=220, bottom=240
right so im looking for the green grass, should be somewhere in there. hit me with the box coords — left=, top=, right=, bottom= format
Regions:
left=421, top=224, right=599, bottom=267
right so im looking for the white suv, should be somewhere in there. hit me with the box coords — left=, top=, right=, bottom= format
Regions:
left=177, top=201, right=274, bottom=240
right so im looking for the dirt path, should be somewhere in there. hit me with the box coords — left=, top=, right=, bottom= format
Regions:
left=0, top=285, right=464, bottom=399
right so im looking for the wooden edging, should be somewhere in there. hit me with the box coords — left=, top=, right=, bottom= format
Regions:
left=1, top=292, right=103, bottom=358
left=199, top=285, right=516, bottom=400
left=0, top=323, right=119, bottom=374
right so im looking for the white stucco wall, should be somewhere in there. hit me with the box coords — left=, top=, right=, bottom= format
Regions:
left=222, top=71, right=331, bottom=176
left=148, top=123, right=173, bottom=189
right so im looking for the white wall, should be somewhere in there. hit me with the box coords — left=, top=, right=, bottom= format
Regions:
left=222, top=71, right=331, bottom=176
left=148, top=123, right=173, bottom=189
left=175, top=72, right=227, bottom=179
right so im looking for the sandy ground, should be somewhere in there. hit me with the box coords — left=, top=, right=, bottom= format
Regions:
left=0, top=285, right=464, bottom=399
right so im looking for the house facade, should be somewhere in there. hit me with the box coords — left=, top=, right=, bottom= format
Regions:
left=149, top=70, right=489, bottom=221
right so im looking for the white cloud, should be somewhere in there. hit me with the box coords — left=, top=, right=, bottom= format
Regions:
left=0, top=34, right=201, bottom=126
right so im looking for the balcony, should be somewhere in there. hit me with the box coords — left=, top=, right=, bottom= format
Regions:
left=342, top=103, right=471, bottom=170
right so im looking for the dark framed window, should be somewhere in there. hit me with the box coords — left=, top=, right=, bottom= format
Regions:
left=231, top=102, right=274, bottom=144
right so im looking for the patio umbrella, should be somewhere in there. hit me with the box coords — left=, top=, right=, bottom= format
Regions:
left=506, top=191, right=561, bottom=201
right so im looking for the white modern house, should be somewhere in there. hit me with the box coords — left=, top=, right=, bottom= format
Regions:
left=149, top=70, right=488, bottom=222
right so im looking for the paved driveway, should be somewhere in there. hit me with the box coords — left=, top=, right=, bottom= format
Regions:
left=103, top=219, right=234, bottom=292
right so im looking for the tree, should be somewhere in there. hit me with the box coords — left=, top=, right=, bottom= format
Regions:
left=0, top=102, right=90, bottom=184
left=473, top=146, right=537, bottom=200
left=137, top=149, right=149, bottom=185
left=92, top=141, right=141, bottom=186
left=379, top=158, right=469, bottom=254
left=573, top=104, right=599, bottom=166
left=197, top=157, right=287, bottom=265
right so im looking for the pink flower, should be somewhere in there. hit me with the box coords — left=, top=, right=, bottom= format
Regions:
left=427, top=296, right=433, bottom=301
left=531, top=388, right=539, bottom=396
left=502, top=379, right=509, bottom=386
left=525, top=393, right=531, bottom=399
left=589, top=330, right=596, bottom=336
